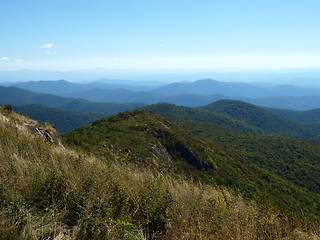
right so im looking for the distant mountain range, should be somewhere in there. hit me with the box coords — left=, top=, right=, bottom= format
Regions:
left=2, top=69, right=320, bottom=87
left=2, top=78, right=320, bottom=110
left=0, top=86, right=146, bottom=113
left=151, top=78, right=320, bottom=97
left=9, top=79, right=154, bottom=96
left=6, top=78, right=320, bottom=98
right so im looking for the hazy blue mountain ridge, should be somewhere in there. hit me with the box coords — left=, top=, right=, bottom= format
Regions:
left=151, top=79, right=320, bottom=97
left=151, top=79, right=273, bottom=97
left=0, top=86, right=146, bottom=113
left=2, top=78, right=320, bottom=110
left=9, top=79, right=157, bottom=97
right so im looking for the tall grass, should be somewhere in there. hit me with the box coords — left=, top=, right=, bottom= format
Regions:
left=0, top=108, right=319, bottom=239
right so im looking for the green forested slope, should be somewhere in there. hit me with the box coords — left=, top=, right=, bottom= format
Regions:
left=266, top=107, right=320, bottom=125
left=14, top=104, right=108, bottom=133
left=143, top=103, right=262, bottom=134
left=144, top=103, right=320, bottom=198
left=200, top=100, right=320, bottom=142
left=188, top=123, right=320, bottom=196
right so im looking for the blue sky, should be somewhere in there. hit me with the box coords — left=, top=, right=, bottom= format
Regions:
left=1, top=0, right=320, bottom=71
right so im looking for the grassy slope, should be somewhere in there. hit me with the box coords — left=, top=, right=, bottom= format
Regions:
left=64, top=109, right=320, bottom=222
left=2, top=109, right=319, bottom=239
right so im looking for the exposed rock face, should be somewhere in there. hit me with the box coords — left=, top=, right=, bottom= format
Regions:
left=35, top=126, right=54, bottom=143
left=153, top=129, right=209, bottom=170
left=25, top=125, right=52, bottom=142
left=154, top=144, right=174, bottom=163
left=175, top=143, right=209, bottom=170
left=26, top=124, right=65, bottom=149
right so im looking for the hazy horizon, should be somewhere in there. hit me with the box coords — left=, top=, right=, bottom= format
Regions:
left=1, top=68, right=320, bottom=89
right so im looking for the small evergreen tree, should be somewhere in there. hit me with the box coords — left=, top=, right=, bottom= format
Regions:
left=4, top=104, right=13, bottom=112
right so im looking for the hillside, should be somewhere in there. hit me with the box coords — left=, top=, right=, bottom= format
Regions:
left=183, top=120, right=320, bottom=197
left=200, top=100, right=320, bottom=142
left=143, top=103, right=262, bottom=134
left=219, top=134, right=320, bottom=195
left=64, top=110, right=320, bottom=222
left=2, top=109, right=319, bottom=239
left=266, top=107, right=320, bottom=125
left=14, top=104, right=107, bottom=133
left=141, top=104, right=320, bottom=213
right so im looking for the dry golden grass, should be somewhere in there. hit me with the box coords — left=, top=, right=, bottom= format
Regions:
left=0, top=108, right=319, bottom=239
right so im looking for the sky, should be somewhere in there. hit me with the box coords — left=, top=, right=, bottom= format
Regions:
left=1, top=0, right=320, bottom=71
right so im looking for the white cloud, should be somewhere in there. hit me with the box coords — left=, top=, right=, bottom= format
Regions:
left=1, top=56, right=9, bottom=61
left=42, top=43, right=55, bottom=48
left=159, top=44, right=165, bottom=48
left=15, top=58, right=23, bottom=63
